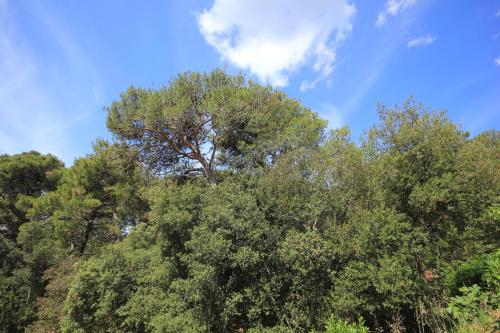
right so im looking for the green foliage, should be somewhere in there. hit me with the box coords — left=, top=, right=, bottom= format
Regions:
left=366, top=100, right=498, bottom=263
left=0, top=234, right=35, bottom=332
left=247, top=326, right=293, bottom=333
left=106, top=69, right=325, bottom=183
left=277, top=231, right=334, bottom=329
left=446, top=250, right=499, bottom=297
left=56, top=97, right=498, bottom=332
left=164, top=179, right=282, bottom=331
left=0, top=73, right=498, bottom=333
left=323, top=317, right=369, bottom=333
left=447, top=285, right=488, bottom=323
left=327, top=207, right=419, bottom=330
left=60, top=225, right=206, bottom=332
left=30, top=256, right=78, bottom=332
left=446, top=251, right=499, bottom=332
left=28, top=141, right=148, bottom=256
left=0, top=152, right=63, bottom=332
left=0, top=151, right=63, bottom=240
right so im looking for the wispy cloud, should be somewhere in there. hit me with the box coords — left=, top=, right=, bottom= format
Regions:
left=495, top=57, right=500, bottom=66
left=496, top=9, right=500, bottom=17
left=375, top=0, right=417, bottom=27
left=0, top=2, right=102, bottom=164
left=339, top=0, right=427, bottom=117
left=407, top=35, right=436, bottom=48
left=319, top=103, right=344, bottom=129
left=198, top=0, right=356, bottom=89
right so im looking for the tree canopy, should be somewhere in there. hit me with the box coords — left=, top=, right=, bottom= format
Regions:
left=106, top=70, right=325, bottom=184
left=0, top=70, right=498, bottom=333
left=0, top=151, right=63, bottom=240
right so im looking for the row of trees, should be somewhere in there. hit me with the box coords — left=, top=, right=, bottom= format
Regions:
left=1, top=70, right=498, bottom=332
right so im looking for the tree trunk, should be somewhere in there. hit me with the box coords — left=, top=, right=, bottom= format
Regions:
left=200, top=159, right=217, bottom=186
left=79, top=220, right=93, bottom=256
left=206, top=170, right=217, bottom=186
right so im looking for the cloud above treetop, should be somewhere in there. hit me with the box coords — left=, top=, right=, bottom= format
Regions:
left=198, top=0, right=356, bottom=89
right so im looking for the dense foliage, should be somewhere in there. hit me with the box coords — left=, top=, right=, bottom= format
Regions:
left=0, top=70, right=498, bottom=332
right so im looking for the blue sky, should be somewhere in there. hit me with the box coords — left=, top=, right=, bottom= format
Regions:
left=0, top=0, right=499, bottom=165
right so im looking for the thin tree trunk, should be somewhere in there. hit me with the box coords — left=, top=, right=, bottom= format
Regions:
left=79, top=220, right=93, bottom=256
left=206, top=170, right=217, bottom=186
left=200, top=159, right=217, bottom=186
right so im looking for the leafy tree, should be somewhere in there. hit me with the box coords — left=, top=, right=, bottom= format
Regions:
left=446, top=250, right=499, bottom=332
left=256, top=127, right=369, bottom=233
left=60, top=225, right=205, bottom=333
left=0, top=234, right=34, bottom=332
left=1, top=86, right=498, bottom=333
left=0, top=152, right=63, bottom=332
left=178, top=179, right=281, bottom=331
left=30, top=256, right=78, bottom=333
left=16, top=218, right=66, bottom=306
left=277, top=230, right=335, bottom=329
left=327, top=208, right=419, bottom=330
left=28, top=142, right=148, bottom=256
left=354, top=99, right=500, bottom=330
left=0, top=151, right=63, bottom=240
left=366, top=100, right=498, bottom=264
left=147, top=178, right=282, bottom=331
left=106, top=69, right=325, bottom=184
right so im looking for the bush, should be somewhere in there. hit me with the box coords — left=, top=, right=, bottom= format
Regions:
left=323, top=317, right=369, bottom=333
left=446, top=250, right=499, bottom=332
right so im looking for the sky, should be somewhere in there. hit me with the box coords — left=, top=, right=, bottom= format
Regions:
left=0, top=0, right=499, bottom=165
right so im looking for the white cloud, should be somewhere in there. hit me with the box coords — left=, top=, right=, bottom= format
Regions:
left=496, top=9, right=500, bottom=17
left=198, top=0, right=356, bottom=88
left=375, top=0, right=416, bottom=27
left=495, top=57, right=500, bottom=66
left=407, top=35, right=436, bottom=48
left=299, top=80, right=319, bottom=92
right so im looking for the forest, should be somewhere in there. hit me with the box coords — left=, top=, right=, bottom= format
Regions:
left=0, top=70, right=498, bottom=333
